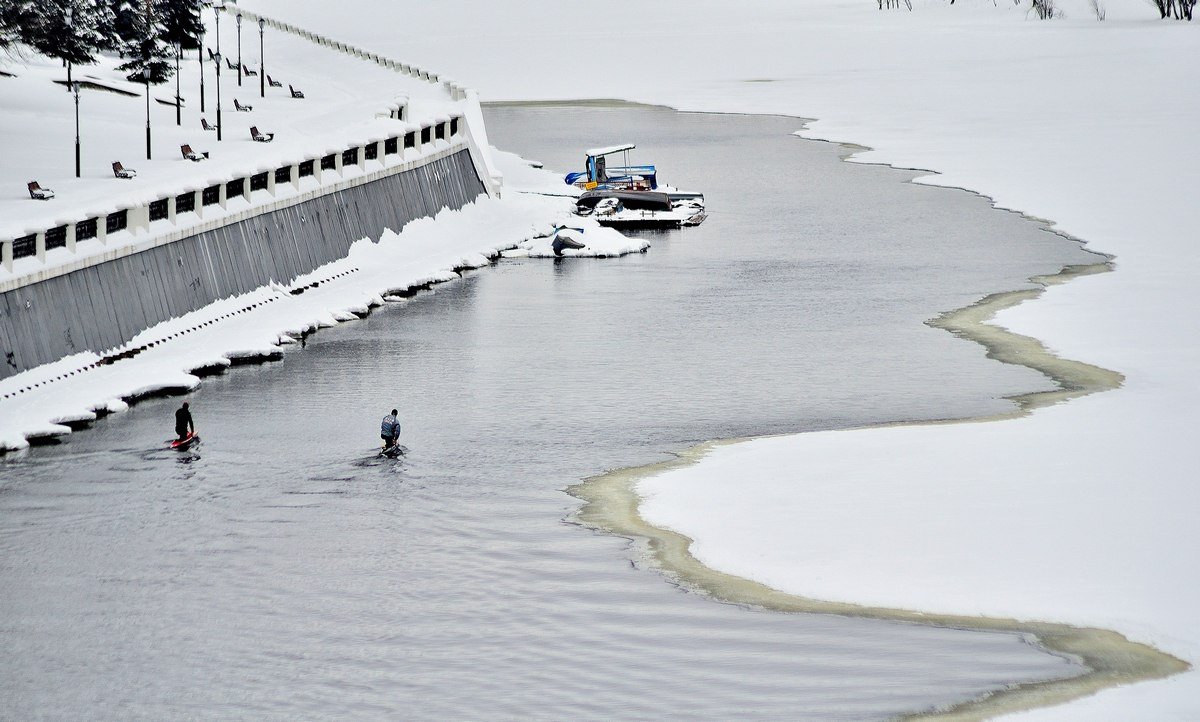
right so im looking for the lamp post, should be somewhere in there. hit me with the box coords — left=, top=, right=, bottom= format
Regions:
left=258, top=18, right=265, bottom=98
left=144, top=67, right=152, bottom=159
left=214, top=51, right=223, bottom=141
left=213, top=2, right=224, bottom=141
left=73, top=81, right=81, bottom=178
left=236, top=13, right=242, bottom=87
left=175, top=42, right=182, bottom=126
left=198, top=19, right=205, bottom=112
left=64, top=7, right=73, bottom=87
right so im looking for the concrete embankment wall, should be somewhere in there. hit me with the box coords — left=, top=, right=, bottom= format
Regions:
left=0, top=149, right=484, bottom=380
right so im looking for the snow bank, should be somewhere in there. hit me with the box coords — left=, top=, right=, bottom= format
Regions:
left=502, top=223, right=650, bottom=259
left=0, top=141, right=649, bottom=453
left=0, top=189, right=565, bottom=451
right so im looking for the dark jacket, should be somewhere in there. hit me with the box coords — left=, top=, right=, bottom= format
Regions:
left=175, top=407, right=194, bottom=435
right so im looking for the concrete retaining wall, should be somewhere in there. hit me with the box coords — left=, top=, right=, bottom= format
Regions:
left=0, top=148, right=484, bottom=380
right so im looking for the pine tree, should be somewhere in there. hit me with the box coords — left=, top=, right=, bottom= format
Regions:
left=4, top=0, right=113, bottom=65
left=158, top=0, right=202, bottom=52
left=0, top=0, right=37, bottom=51
left=108, top=0, right=139, bottom=50
left=116, top=0, right=173, bottom=84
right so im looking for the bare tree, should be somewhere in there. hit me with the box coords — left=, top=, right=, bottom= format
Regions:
left=1151, top=0, right=1195, bottom=19
left=1089, top=0, right=1106, bottom=19
left=1031, top=0, right=1058, bottom=18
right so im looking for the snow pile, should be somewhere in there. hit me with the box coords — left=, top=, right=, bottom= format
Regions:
left=502, top=222, right=650, bottom=259
left=488, top=148, right=575, bottom=197
left=236, top=0, right=1200, bottom=718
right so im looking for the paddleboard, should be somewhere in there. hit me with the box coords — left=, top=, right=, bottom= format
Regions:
left=170, top=432, right=199, bottom=450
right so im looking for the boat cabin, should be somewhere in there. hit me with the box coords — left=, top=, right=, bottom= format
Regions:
left=564, top=143, right=659, bottom=191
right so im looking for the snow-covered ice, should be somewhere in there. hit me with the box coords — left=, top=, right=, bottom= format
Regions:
left=234, top=0, right=1199, bottom=718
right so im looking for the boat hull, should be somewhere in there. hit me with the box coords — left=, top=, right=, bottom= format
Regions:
left=593, top=212, right=706, bottom=229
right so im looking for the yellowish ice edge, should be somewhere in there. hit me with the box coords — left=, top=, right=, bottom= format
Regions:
left=568, top=261, right=1189, bottom=721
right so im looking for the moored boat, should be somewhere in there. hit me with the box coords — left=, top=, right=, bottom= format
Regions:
left=565, top=144, right=706, bottom=227
left=575, top=190, right=706, bottom=229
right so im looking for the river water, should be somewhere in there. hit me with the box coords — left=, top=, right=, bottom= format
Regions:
left=0, top=105, right=1101, bottom=720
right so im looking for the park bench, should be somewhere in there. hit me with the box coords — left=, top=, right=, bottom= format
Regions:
left=289, top=84, right=305, bottom=99
left=27, top=180, right=55, bottom=200
left=112, top=161, right=137, bottom=179
left=242, top=64, right=257, bottom=77
left=181, top=144, right=207, bottom=162
left=225, top=57, right=238, bottom=70
left=234, top=98, right=253, bottom=112
left=201, top=117, right=217, bottom=131
left=250, top=126, right=274, bottom=143
left=267, top=74, right=283, bottom=88
left=206, top=48, right=215, bottom=61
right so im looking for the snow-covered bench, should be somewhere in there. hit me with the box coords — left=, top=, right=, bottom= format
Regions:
left=242, top=64, right=257, bottom=78
left=27, top=181, right=55, bottom=200
left=267, top=74, right=283, bottom=88
left=181, top=144, right=207, bottom=162
left=201, top=117, right=217, bottom=132
left=289, top=84, right=305, bottom=99
left=112, top=161, right=137, bottom=179
left=234, top=98, right=253, bottom=112
left=250, top=126, right=274, bottom=143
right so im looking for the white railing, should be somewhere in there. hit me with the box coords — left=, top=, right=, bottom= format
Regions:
left=230, top=8, right=471, bottom=102
left=1, top=119, right=469, bottom=286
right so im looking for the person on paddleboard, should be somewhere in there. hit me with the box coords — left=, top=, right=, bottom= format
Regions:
left=175, top=402, right=195, bottom=442
left=380, top=409, right=401, bottom=451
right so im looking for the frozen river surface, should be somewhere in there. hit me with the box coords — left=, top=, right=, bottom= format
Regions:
left=0, top=105, right=1100, bottom=720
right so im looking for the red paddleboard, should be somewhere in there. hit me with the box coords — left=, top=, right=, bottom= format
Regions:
left=170, top=432, right=199, bottom=450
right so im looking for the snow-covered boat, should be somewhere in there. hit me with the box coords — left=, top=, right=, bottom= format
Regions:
left=565, top=144, right=706, bottom=228
left=574, top=190, right=706, bottom=229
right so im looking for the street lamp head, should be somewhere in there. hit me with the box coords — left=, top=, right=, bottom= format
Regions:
left=213, top=51, right=221, bottom=62
left=71, top=81, right=80, bottom=93
left=236, top=13, right=242, bottom=27
left=64, top=7, right=72, bottom=24
left=143, top=68, right=150, bottom=79
left=258, top=18, right=265, bottom=31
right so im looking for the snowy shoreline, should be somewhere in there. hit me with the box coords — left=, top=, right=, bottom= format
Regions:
left=568, top=245, right=1181, bottom=719
left=0, top=143, right=651, bottom=453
